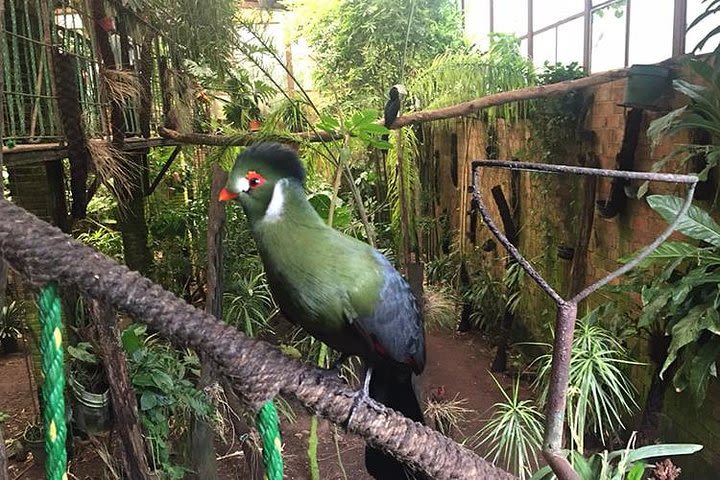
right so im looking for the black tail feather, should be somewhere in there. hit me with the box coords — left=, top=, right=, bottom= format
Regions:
left=365, top=365, right=426, bottom=480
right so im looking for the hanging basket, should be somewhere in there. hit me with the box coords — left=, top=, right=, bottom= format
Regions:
left=621, top=64, right=671, bottom=111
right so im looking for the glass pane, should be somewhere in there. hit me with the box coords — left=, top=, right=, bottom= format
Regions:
left=628, top=0, right=673, bottom=64
left=494, top=0, right=529, bottom=37
left=557, top=17, right=585, bottom=66
left=465, top=0, right=492, bottom=49
left=590, top=1, right=627, bottom=72
left=686, top=0, right=720, bottom=54
left=533, top=29, right=556, bottom=68
left=533, top=0, right=584, bottom=30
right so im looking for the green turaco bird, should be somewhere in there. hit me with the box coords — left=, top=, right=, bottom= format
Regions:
left=219, top=142, right=426, bottom=479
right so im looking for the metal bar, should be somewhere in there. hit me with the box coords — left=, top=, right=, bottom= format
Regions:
left=571, top=181, right=698, bottom=303
left=473, top=159, right=699, bottom=183
left=624, top=0, right=631, bottom=67
left=472, top=167, right=564, bottom=304
left=673, top=0, right=687, bottom=55
left=583, top=0, right=592, bottom=71
left=527, top=11, right=585, bottom=38
left=527, top=0, right=534, bottom=59
left=147, top=145, right=182, bottom=195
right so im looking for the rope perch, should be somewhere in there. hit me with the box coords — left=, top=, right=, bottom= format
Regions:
left=0, top=198, right=515, bottom=480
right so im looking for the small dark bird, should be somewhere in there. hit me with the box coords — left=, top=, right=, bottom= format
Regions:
left=220, top=143, right=426, bottom=479
left=382, top=85, right=406, bottom=141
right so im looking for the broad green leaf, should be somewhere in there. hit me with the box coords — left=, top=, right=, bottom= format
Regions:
left=647, top=195, right=720, bottom=247
left=626, top=463, right=645, bottom=480
left=67, top=343, right=98, bottom=364
left=673, top=79, right=709, bottom=104
left=622, top=443, right=703, bottom=463
left=687, top=336, right=720, bottom=405
left=316, top=114, right=340, bottom=133
left=622, top=241, right=697, bottom=265
left=661, top=305, right=719, bottom=377
left=140, top=391, right=159, bottom=411
left=121, top=325, right=145, bottom=355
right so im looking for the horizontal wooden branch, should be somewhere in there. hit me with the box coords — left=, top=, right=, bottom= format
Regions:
left=390, top=67, right=631, bottom=128
left=157, top=126, right=340, bottom=146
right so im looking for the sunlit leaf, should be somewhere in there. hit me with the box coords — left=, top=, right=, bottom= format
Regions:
left=647, top=195, right=720, bottom=247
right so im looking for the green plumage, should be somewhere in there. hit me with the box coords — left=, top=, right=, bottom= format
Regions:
left=250, top=180, right=384, bottom=356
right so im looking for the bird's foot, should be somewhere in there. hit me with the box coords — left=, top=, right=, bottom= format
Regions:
left=318, top=354, right=348, bottom=382
left=345, top=367, right=377, bottom=430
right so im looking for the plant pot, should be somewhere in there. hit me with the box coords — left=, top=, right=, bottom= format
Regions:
left=22, top=423, right=45, bottom=464
left=1, top=336, right=20, bottom=354
left=249, top=119, right=262, bottom=132
left=622, top=64, right=671, bottom=111
left=69, top=376, right=112, bottom=434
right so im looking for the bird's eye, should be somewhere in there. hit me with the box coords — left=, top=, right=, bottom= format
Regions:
left=246, top=171, right=266, bottom=189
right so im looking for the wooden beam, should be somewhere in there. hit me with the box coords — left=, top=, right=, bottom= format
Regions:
left=2, top=137, right=180, bottom=166
left=391, top=67, right=631, bottom=129
left=157, top=126, right=341, bottom=145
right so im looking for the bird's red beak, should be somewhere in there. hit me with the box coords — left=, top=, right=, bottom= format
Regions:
left=219, top=188, right=239, bottom=202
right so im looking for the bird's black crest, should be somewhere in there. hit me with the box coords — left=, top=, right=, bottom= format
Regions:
left=239, top=142, right=306, bottom=184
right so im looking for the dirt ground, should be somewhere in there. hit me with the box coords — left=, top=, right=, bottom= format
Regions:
left=1, top=330, right=524, bottom=479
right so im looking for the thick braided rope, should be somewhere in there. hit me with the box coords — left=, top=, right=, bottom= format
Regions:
left=38, top=283, right=67, bottom=480
left=0, top=199, right=515, bottom=480
left=257, top=401, right=283, bottom=480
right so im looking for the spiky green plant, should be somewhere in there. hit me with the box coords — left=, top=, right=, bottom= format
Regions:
left=471, top=375, right=544, bottom=480
left=534, top=308, right=640, bottom=453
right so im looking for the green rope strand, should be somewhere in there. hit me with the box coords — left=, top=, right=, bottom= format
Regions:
left=38, top=283, right=67, bottom=480
left=257, top=400, right=283, bottom=480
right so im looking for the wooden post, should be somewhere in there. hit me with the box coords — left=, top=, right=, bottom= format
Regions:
left=189, top=166, right=225, bottom=479
left=91, top=301, right=151, bottom=480
left=0, top=422, right=6, bottom=480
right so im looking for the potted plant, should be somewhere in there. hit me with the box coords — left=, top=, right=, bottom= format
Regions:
left=22, top=422, right=45, bottom=464
left=67, top=342, right=112, bottom=434
left=0, top=300, right=26, bottom=354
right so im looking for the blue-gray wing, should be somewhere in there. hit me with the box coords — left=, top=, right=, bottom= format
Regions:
left=354, top=251, right=425, bottom=374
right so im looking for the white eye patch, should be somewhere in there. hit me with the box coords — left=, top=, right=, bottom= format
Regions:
left=236, top=177, right=250, bottom=193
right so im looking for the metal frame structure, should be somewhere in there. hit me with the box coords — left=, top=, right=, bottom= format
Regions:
left=472, top=159, right=699, bottom=480
left=463, top=0, right=693, bottom=73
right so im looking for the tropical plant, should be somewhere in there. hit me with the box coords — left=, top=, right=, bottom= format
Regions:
left=687, top=0, right=720, bottom=53
left=224, top=264, right=278, bottom=338
left=530, top=434, right=702, bottom=480
left=122, top=323, right=216, bottom=478
left=645, top=56, right=720, bottom=199
left=0, top=300, right=26, bottom=353
left=463, top=269, right=506, bottom=333
left=410, top=34, right=535, bottom=122
left=127, top=0, right=241, bottom=77
left=528, top=62, right=587, bottom=161
left=300, top=0, right=465, bottom=107
left=627, top=194, right=720, bottom=407
left=533, top=307, right=639, bottom=453
left=471, top=375, right=544, bottom=480
left=222, top=71, right=276, bottom=130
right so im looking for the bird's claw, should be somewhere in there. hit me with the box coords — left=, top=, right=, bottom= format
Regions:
left=345, top=367, right=375, bottom=429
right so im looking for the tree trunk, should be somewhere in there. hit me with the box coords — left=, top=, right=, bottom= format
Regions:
left=91, top=301, right=151, bottom=480
left=91, top=0, right=152, bottom=276
left=189, top=165, right=226, bottom=480
left=0, top=421, right=7, bottom=480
